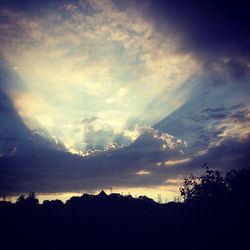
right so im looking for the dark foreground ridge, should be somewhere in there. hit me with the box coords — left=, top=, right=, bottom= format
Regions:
left=1, top=167, right=250, bottom=250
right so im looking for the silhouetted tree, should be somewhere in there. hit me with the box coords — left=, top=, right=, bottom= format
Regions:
left=180, top=167, right=250, bottom=205
left=16, top=194, right=26, bottom=204
left=180, top=167, right=228, bottom=203
left=43, top=199, right=64, bottom=209
left=16, top=192, right=39, bottom=207
left=157, top=194, right=162, bottom=204
left=225, top=167, right=250, bottom=204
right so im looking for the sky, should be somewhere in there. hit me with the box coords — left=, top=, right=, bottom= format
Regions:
left=0, top=0, right=250, bottom=201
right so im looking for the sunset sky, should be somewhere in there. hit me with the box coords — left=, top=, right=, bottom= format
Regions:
left=1, top=0, right=250, bottom=201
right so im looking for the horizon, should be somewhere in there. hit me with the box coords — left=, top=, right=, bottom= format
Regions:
left=2, top=185, right=181, bottom=203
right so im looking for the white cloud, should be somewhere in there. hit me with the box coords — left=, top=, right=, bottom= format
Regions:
left=0, top=0, right=199, bottom=154
left=164, top=158, right=191, bottom=166
left=136, top=170, right=151, bottom=175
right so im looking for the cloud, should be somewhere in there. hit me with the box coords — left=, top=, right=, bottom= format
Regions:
left=0, top=0, right=249, bottom=199
left=1, top=122, right=249, bottom=197
left=0, top=127, right=188, bottom=195
left=0, top=0, right=199, bottom=154
left=138, top=0, right=250, bottom=84
left=177, top=136, right=250, bottom=176
left=136, top=170, right=151, bottom=175
left=0, top=59, right=65, bottom=156
left=154, top=80, right=250, bottom=154
left=164, top=158, right=191, bottom=166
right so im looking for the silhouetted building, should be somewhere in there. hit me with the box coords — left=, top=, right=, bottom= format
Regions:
left=96, top=190, right=107, bottom=198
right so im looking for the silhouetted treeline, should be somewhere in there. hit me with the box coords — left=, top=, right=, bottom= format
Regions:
left=1, top=167, right=250, bottom=250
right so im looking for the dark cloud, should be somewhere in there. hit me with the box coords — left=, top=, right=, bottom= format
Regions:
left=230, top=104, right=245, bottom=110
left=143, top=135, right=250, bottom=190
left=144, top=1, right=250, bottom=53
left=134, top=0, right=250, bottom=83
left=203, top=105, right=250, bottom=126
left=0, top=128, right=188, bottom=195
left=173, top=136, right=250, bottom=176
left=199, top=104, right=250, bottom=124
left=1, top=125, right=249, bottom=196
left=199, top=107, right=230, bottom=121
left=229, top=110, right=250, bottom=122
left=202, top=107, right=225, bottom=113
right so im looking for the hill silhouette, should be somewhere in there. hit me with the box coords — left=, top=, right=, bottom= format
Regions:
left=1, top=167, right=250, bottom=250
